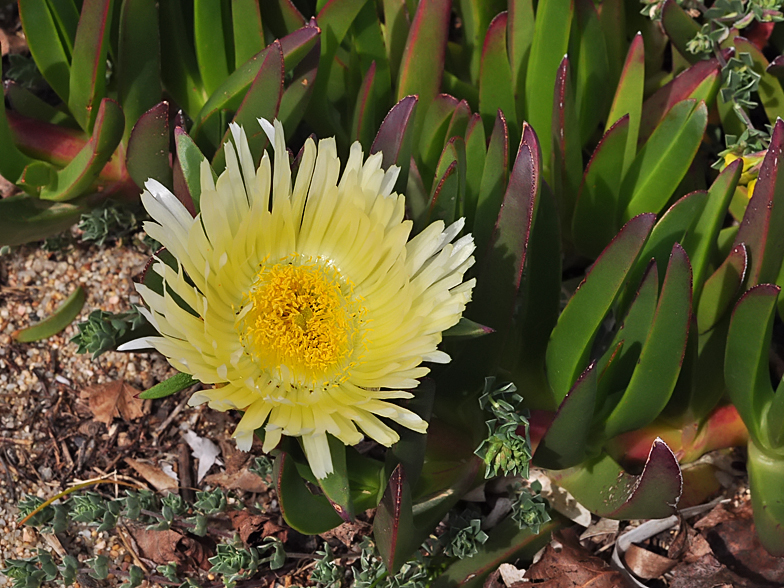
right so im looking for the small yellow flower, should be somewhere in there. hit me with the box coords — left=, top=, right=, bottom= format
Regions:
left=128, top=119, right=476, bottom=478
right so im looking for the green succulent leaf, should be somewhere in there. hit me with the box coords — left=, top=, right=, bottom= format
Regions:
left=697, top=244, right=748, bottom=333
left=0, top=79, right=34, bottom=183
left=232, top=0, right=265, bottom=69
left=68, top=0, right=114, bottom=133
left=605, top=33, right=644, bottom=178
left=18, top=0, right=73, bottom=102
left=194, top=0, right=231, bottom=96
left=428, top=137, right=465, bottom=227
left=463, top=113, right=487, bottom=230
left=524, top=0, right=573, bottom=179
left=621, top=99, right=708, bottom=221
left=352, top=61, right=378, bottom=149
left=508, top=0, right=534, bottom=121
left=472, top=111, right=508, bottom=258
left=732, top=119, right=784, bottom=287
left=418, top=94, right=459, bottom=190
left=13, top=286, right=86, bottom=343
left=602, top=243, right=692, bottom=440
left=747, top=441, right=784, bottom=555
left=661, top=0, right=702, bottom=65
left=39, top=98, right=125, bottom=202
left=547, top=213, right=655, bottom=402
left=479, top=12, right=517, bottom=141
left=139, top=372, right=197, bottom=400
left=173, top=126, right=212, bottom=215
left=0, top=195, right=84, bottom=247
left=551, top=438, right=681, bottom=519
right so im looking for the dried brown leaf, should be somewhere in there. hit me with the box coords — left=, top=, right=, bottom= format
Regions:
left=228, top=511, right=287, bottom=545
left=523, top=529, right=626, bottom=587
left=81, top=381, right=146, bottom=424
left=126, top=525, right=213, bottom=571
left=624, top=544, right=677, bottom=579
left=125, top=458, right=178, bottom=494
left=204, top=467, right=268, bottom=493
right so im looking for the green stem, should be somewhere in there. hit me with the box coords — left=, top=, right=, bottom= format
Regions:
left=747, top=440, right=784, bottom=555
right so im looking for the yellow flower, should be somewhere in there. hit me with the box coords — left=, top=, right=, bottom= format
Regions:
left=127, top=119, right=476, bottom=478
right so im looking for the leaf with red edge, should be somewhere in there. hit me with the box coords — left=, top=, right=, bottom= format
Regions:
left=278, top=20, right=320, bottom=134
left=552, top=438, right=682, bottom=519
left=39, top=98, right=125, bottom=202
left=732, top=118, right=784, bottom=287
left=68, top=0, right=114, bottom=132
left=117, top=0, right=161, bottom=142
left=697, top=244, right=748, bottom=333
left=395, top=0, right=450, bottom=140
left=371, top=95, right=418, bottom=191
left=213, top=40, right=284, bottom=170
left=462, top=123, right=539, bottom=379
left=472, top=111, right=508, bottom=259
left=602, top=244, right=693, bottom=440
left=18, top=0, right=72, bottom=103
left=374, top=465, right=416, bottom=573
left=605, top=33, right=644, bottom=177
left=126, top=102, right=172, bottom=191
left=534, top=362, right=598, bottom=469
left=479, top=12, right=517, bottom=140
left=638, top=58, right=720, bottom=144
left=572, top=115, right=630, bottom=258
left=428, top=137, right=465, bottom=228
left=417, top=94, right=459, bottom=190
left=352, top=61, right=377, bottom=149
left=551, top=56, right=582, bottom=240
left=661, top=0, right=702, bottom=64
left=547, top=213, right=656, bottom=403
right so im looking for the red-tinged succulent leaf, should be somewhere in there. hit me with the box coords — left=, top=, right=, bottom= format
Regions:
left=374, top=465, right=416, bottom=573
left=534, top=362, right=598, bottom=469
left=13, top=286, right=86, bottom=342
left=382, top=0, right=409, bottom=83
left=126, top=102, right=172, bottom=191
left=507, top=184, right=562, bottom=411
left=193, top=0, right=230, bottom=96
left=551, top=438, right=682, bottom=519
left=432, top=517, right=562, bottom=588
left=260, top=0, right=306, bottom=37
left=159, top=0, right=208, bottom=118
left=443, top=318, right=494, bottom=340
left=596, top=261, right=658, bottom=411
left=605, top=403, right=748, bottom=464
left=735, top=37, right=784, bottom=124
left=622, top=100, right=708, bottom=222
left=274, top=451, right=344, bottom=534
left=638, top=59, right=719, bottom=144
left=617, top=190, right=707, bottom=316
left=395, top=0, right=450, bottom=139
left=463, top=113, right=486, bottom=229
left=370, top=95, right=418, bottom=190
left=194, top=24, right=319, bottom=134
left=697, top=245, right=748, bottom=333
left=599, top=0, right=625, bottom=87
left=117, top=0, right=161, bottom=142
left=767, top=54, right=784, bottom=78
left=232, top=0, right=265, bottom=69
left=469, top=123, right=539, bottom=375
left=547, top=213, right=656, bottom=402
left=569, top=0, right=610, bottom=145
left=428, top=138, right=465, bottom=227
left=685, top=159, right=742, bottom=301
left=747, top=440, right=784, bottom=555
left=572, top=115, right=630, bottom=258
left=278, top=19, right=320, bottom=134
left=68, top=0, right=114, bottom=133
left=661, top=0, right=702, bottom=65
left=417, top=94, right=459, bottom=189
left=213, top=41, right=284, bottom=171
left=602, top=244, right=692, bottom=440
left=7, top=111, right=91, bottom=167
left=524, top=0, right=573, bottom=178
left=508, top=0, right=534, bottom=118
left=0, top=195, right=84, bottom=247
left=352, top=61, right=377, bottom=149
left=472, top=110, right=508, bottom=259
left=551, top=57, right=582, bottom=240
left=18, top=0, right=72, bottom=102
left=726, top=284, right=781, bottom=443
left=605, top=33, right=644, bottom=177
left=479, top=12, right=517, bottom=140
left=446, top=100, right=472, bottom=145
left=40, top=98, right=125, bottom=202
left=173, top=126, right=211, bottom=215
left=732, top=119, right=784, bottom=287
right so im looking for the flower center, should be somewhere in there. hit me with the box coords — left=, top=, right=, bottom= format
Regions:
left=238, top=255, right=365, bottom=386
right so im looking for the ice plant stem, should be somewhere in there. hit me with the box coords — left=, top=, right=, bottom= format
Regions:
left=747, top=440, right=784, bottom=555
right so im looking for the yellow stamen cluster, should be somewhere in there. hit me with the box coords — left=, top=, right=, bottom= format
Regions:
left=238, top=257, right=364, bottom=385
